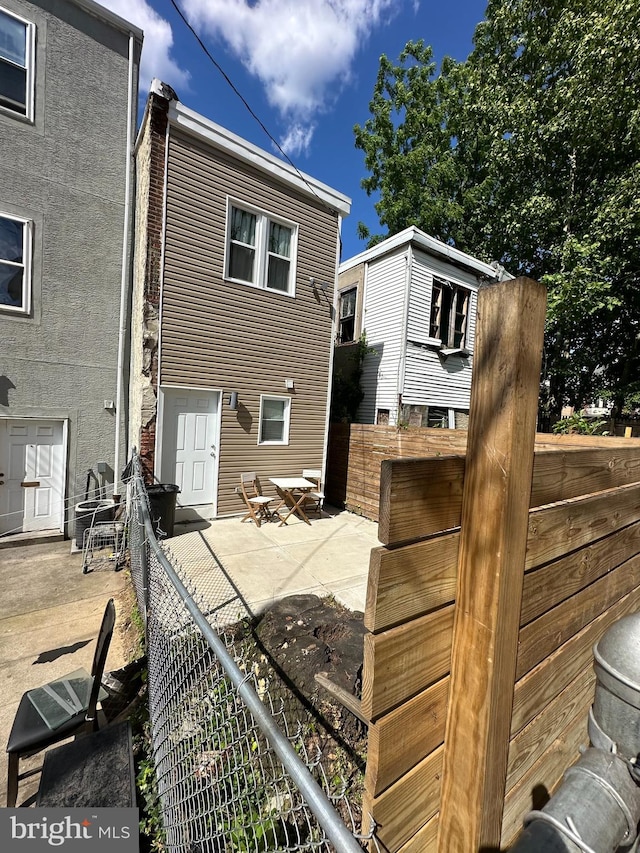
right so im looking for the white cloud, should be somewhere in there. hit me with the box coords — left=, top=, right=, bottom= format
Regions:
left=279, top=122, right=316, bottom=157
left=182, top=0, right=401, bottom=150
left=97, top=0, right=190, bottom=94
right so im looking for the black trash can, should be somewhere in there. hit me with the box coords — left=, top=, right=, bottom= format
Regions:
left=146, top=484, right=180, bottom=539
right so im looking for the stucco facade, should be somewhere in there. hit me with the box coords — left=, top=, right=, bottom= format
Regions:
left=0, top=0, right=141, bottom=537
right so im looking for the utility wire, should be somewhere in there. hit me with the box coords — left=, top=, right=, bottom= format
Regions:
left=169, top=0, right=336, bottom=216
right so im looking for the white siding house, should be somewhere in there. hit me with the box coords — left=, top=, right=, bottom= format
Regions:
left=336, top=227, right=511, bottom=428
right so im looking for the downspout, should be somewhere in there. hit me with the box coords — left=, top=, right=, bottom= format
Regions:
left=153, top=101, right=171, bottom=483
left=396, top=247, right=412, bottom=425
left=321, top=215, right=343, bottom=484
left=113, top=31, right=136, bottom=501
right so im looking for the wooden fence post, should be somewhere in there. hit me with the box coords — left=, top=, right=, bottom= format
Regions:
left=437, top=277, right=547, bottom=852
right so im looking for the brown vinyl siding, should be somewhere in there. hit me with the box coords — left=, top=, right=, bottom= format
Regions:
left=160, top=129, right=340, bottom=514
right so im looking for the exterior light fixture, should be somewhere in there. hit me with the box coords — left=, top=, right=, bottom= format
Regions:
left=228, top=391, right=238, bottom=410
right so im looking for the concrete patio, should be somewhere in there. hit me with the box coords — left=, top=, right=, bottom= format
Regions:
left=165, top=507, right=380, bottom=622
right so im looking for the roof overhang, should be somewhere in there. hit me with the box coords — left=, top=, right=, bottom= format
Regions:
left=339, top=226, right=509, bottom=280
left=70, top=0, right=144, bottom=40
left=166, top=100, right=351, bottom=217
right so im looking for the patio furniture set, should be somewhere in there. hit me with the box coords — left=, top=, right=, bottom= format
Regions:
left=240, top=469, right=325, bottom=528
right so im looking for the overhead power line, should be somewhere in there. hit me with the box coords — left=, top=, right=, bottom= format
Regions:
left=169, top=0, right=333, bottom=214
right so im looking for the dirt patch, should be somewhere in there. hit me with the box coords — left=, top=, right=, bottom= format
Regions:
left=227, top=593, right=368, bottom=824
left=252, top=593, right=365, bottom=705
left=114, top=574, right=145, bottom=663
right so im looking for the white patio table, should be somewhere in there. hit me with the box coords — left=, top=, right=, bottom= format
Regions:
left=269, top=477, right=316, bottom=526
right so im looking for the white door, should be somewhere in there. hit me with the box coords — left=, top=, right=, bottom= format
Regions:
left=0, top=419, right=65, bottom=535
left=160, top=389, right=219, bottom=507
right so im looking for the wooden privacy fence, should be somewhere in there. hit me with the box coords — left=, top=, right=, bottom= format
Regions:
left=326, top=424, right=640, bottom=523
left=325, top=423, right=469, bottom=521
left=359, top=277, right=640, bottom=852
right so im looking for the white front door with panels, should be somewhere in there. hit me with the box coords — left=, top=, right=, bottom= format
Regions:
left=0, top=419, right=65, bottom=535
left=160, top=389, right=220, bottom=507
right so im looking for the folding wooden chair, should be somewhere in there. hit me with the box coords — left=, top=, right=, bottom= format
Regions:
left=240, top=472, right=275, bottom=527
left=301, top=469, right=325, bottom=516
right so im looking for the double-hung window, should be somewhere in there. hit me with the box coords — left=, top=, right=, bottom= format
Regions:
left=258, top=396, right=291, bottom=445
left=226, top=202, right=296, bottom=295
left=0, top=6, right=35, bottom=120
left=429, top=277, right=470, bottom=350
left=338, top=287, right=357, bottom=343
left=0, top=212, right=30, bottom=313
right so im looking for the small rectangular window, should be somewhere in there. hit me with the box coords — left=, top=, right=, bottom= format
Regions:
left=258, top=395, right=291, bottom=445
left=338, top=287, right=357, bottom=343
left=226, top=201, right=297, bottom=295
left=0, top=212, right=30, bottom=313
left=0, top=6, right=34, bottom=120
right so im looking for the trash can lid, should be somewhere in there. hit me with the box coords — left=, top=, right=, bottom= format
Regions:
left=147, top=483, right=180, bottom=494
left=594, top=612, right=640, bottom=707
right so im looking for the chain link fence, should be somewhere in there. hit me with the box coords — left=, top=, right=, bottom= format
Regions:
left=125, top=455, right=371, bottom=852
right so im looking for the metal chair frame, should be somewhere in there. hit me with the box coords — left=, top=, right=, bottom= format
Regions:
left=6, top=598, right=116, bottom=807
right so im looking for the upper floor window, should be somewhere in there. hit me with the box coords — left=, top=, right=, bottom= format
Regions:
left=338, top=287, right=357, bottom=343
left=430, top=278, right=470, bottom=350
left=258, top=395, right=291, bottom=445
left=226, top=202, right=297, bottom=295
left=0, top=212, right=30, bottom=314
left=0, top=6, right=34, bottom=120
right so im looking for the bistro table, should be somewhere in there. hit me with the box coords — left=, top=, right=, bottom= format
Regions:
left=269, top=477, right=316, bottom=526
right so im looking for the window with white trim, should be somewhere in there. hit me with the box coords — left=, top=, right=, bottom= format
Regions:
left=226, top=202, right=296, bottom=295
left=0, top=6, right=34, bottom=120
left=0, top=212, right=30, bottom=313
left=258, top=395, right=291, bottom=445
left=429, top=278, right=470, bottom=349
left=338, top=287, right=357, bottom=343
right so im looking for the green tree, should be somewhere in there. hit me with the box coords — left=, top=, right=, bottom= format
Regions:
left=354, top=0, right=640, bottom=421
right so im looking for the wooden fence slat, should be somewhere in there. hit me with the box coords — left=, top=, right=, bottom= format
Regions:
left=506, top=666, right=594, bottom=792
left=517, top=552, right=640, bottom=678
left=378, top=456, right=465, bottom=546
left=365, top=676, right=449, bottom=797
left=500, top=702, right=592, bottom=849
left=530, top=446, right=640, bottom=507
left=526, top=481, right=640, bottom=570
left=438, top=276, right=547, bottom=853
left=365, top=534, right=459, bottom=633
left=376, top=447, right=640, bottom=547
left=396, top=813, right=439, bottom=853
left=511, top=585, right=640, bottom=737
left=521, top=520, right=640, bottom=626
left=364, top=746, right=443, bottom=853
left=361, top=605, right=454, bottom=721
left=533, top=433, right=640, bottom=447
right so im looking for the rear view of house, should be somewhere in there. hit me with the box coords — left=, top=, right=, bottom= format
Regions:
left=130, top=81, right=351, bottom=518
left=336, top=227, right=511, bottom=428
left=0, top=0, right=141, bottom=538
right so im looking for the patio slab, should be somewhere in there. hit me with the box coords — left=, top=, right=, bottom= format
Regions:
left=168, top=508, right=379, bottom=619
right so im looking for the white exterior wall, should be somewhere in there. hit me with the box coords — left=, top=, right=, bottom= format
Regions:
left=402, top=249, right=480, bottom=409
left=358, top=249, right=408, bottom=424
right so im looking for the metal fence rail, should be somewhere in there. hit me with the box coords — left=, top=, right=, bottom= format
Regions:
left=126, top=455, right=368, bottom=853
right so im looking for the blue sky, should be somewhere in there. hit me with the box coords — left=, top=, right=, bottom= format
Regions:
left=100, top=0, right=488, bottom=260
